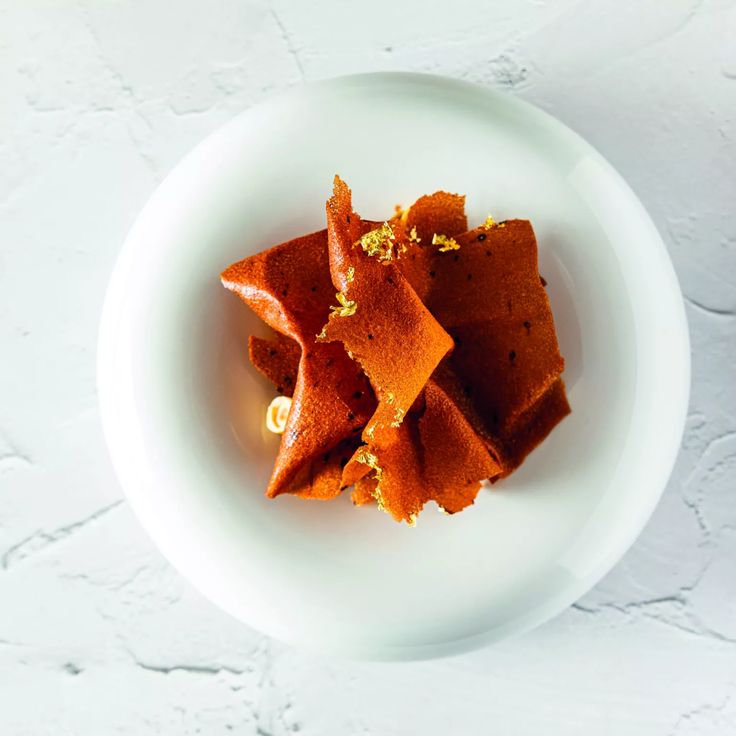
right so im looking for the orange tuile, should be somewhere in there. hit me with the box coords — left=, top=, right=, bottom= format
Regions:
left=351, top=474, right=379, bottom=506
left=418, top=219, right=568, bottom=474
left=222, top=178, right=569, bottom=521
left=320, top=176, right=454, bottom=446
left=248, top=334, right=301, bottom=397
left=342, top=374, right=502, bottom=522
left=418, top=377, right=501, bottom=513
left=393, top=190, right=468, bottom=303
left=221, top=229, right=376, bottom=499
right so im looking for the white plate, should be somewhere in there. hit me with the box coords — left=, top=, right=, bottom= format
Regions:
left=98, top=73, right=689, bottom=660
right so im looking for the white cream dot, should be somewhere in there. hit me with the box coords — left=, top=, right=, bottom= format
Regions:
left=266, top=396, right=292, bottom=434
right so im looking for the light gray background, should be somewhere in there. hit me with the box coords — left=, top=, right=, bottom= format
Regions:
left=1, top=1, right=735, bottom=733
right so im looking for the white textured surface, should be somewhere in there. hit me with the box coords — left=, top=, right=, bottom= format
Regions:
left=1, top=0, right=734, bottom=732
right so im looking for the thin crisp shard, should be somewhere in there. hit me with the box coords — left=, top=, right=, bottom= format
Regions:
left=418, top=377, right=501, bottom=512
left=393, top=190, right=469, bottom=303
left=490, top=377, right=570, bottom=475
left=346, top=373, right=501, bottom=522
left=352, top=474, right=378, bottom=506
left=342, top=420, right=423, bottom=522
left=320, top=176, right=454, bottom=444
left=420, top=219, right=569, bottom=474
left=289, top=435, right=365, bottom=501
left=248, top=334, right=301, bottom=397
left=221, top=229, right=376, bottom=499
left=397, top=191, right=467, bottom=245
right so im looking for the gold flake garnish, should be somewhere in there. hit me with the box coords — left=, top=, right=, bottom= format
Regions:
left=346, top=266, right=355, bottom=283
left=408, top=226, right=421, bottom=243
left=316, top=325, right=327, bottom=341
left=482, top=215, right=496, bottom=229
left=357, top=222, right=397, bottom=262
left=390, top=407, right=405, bottom=428
left=346, top=348, right=355, bottom=360
left=331, top=291, right=357, bottom=317
left=373, top=486, right=387, bottom=513
left=365, top=423, right=375, bottom=440
left=356, top=447, right=387, bottom=513
left=356, top=448, right=382, bottom=480
left=386, top=392, right=395, bottom=406
left=432, top=233, right=460, bottom=252
left=356, top=448, right=375, bottom=463
left=407, top=513, right=417, bottom=527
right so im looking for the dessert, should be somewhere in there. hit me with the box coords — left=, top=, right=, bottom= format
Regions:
left=222, top=177, right=570, bottom=523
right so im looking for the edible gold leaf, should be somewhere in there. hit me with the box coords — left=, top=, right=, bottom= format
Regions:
left=432, top=233, right=460, bottom=252
left=356, top=447, right=389, bottom=514
left=357, top=222, right=397, bottom=262
left=373, top=486, right=387, bottom=513
left=331, top=291, right=357, bottom=317
left=357, top=448, right=383, bottom=481
left=390, top=407, right=405, bottom=428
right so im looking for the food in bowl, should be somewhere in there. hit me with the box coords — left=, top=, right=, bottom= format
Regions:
left=222, top=176, right=569, bottom=524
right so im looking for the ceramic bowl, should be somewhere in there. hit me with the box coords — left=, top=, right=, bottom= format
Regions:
left=98, top=73, right=690, bottom=659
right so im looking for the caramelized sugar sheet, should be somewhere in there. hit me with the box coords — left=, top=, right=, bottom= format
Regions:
left=222, top=229, right=375, bottom=498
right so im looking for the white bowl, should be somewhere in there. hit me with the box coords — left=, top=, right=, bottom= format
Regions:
left=98, top=73, right=690, bottom=660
